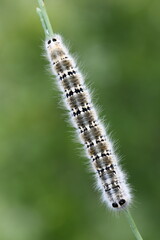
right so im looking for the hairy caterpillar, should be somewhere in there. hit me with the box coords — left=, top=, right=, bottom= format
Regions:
left=45, top=35, right=132, bottom=210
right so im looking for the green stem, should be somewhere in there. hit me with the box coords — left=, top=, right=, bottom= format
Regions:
left=124, top=209, right=143, bottom=240
left=36, top=0, right=53, bottom=38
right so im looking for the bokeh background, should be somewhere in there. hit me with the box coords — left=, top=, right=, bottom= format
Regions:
left=0, top=0, right=160, bottom=239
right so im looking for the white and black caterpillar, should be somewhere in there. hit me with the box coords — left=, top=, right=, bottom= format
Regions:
left=45, top=35, right=131, bottom=210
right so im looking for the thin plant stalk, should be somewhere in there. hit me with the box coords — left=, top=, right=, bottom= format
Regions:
left=37, top=0, right=53, bottom=38
left=124, top=209, right=143, bottom=240
left=36, top=1, right=144, bottom=240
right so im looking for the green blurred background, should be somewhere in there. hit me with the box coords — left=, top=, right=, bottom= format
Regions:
left=0, top=0, right=160, bottom=239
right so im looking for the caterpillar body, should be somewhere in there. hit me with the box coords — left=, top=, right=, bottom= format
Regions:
left=45, top=35, right=131, bottom=210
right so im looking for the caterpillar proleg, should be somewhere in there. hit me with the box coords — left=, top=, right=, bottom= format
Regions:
left=37, top=1, right=132, bottom=211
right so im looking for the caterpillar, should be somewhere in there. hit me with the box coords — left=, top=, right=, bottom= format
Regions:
left=45, top=35, right=131, bottom=210
left=37, top=0, right=132, bottom=210
left=36, top=3, right=145, bottom=240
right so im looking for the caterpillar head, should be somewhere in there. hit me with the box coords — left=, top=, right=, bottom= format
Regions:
left=45, top=34, right=69, bottom=61
left=46, top=34, right=62, bottom=48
